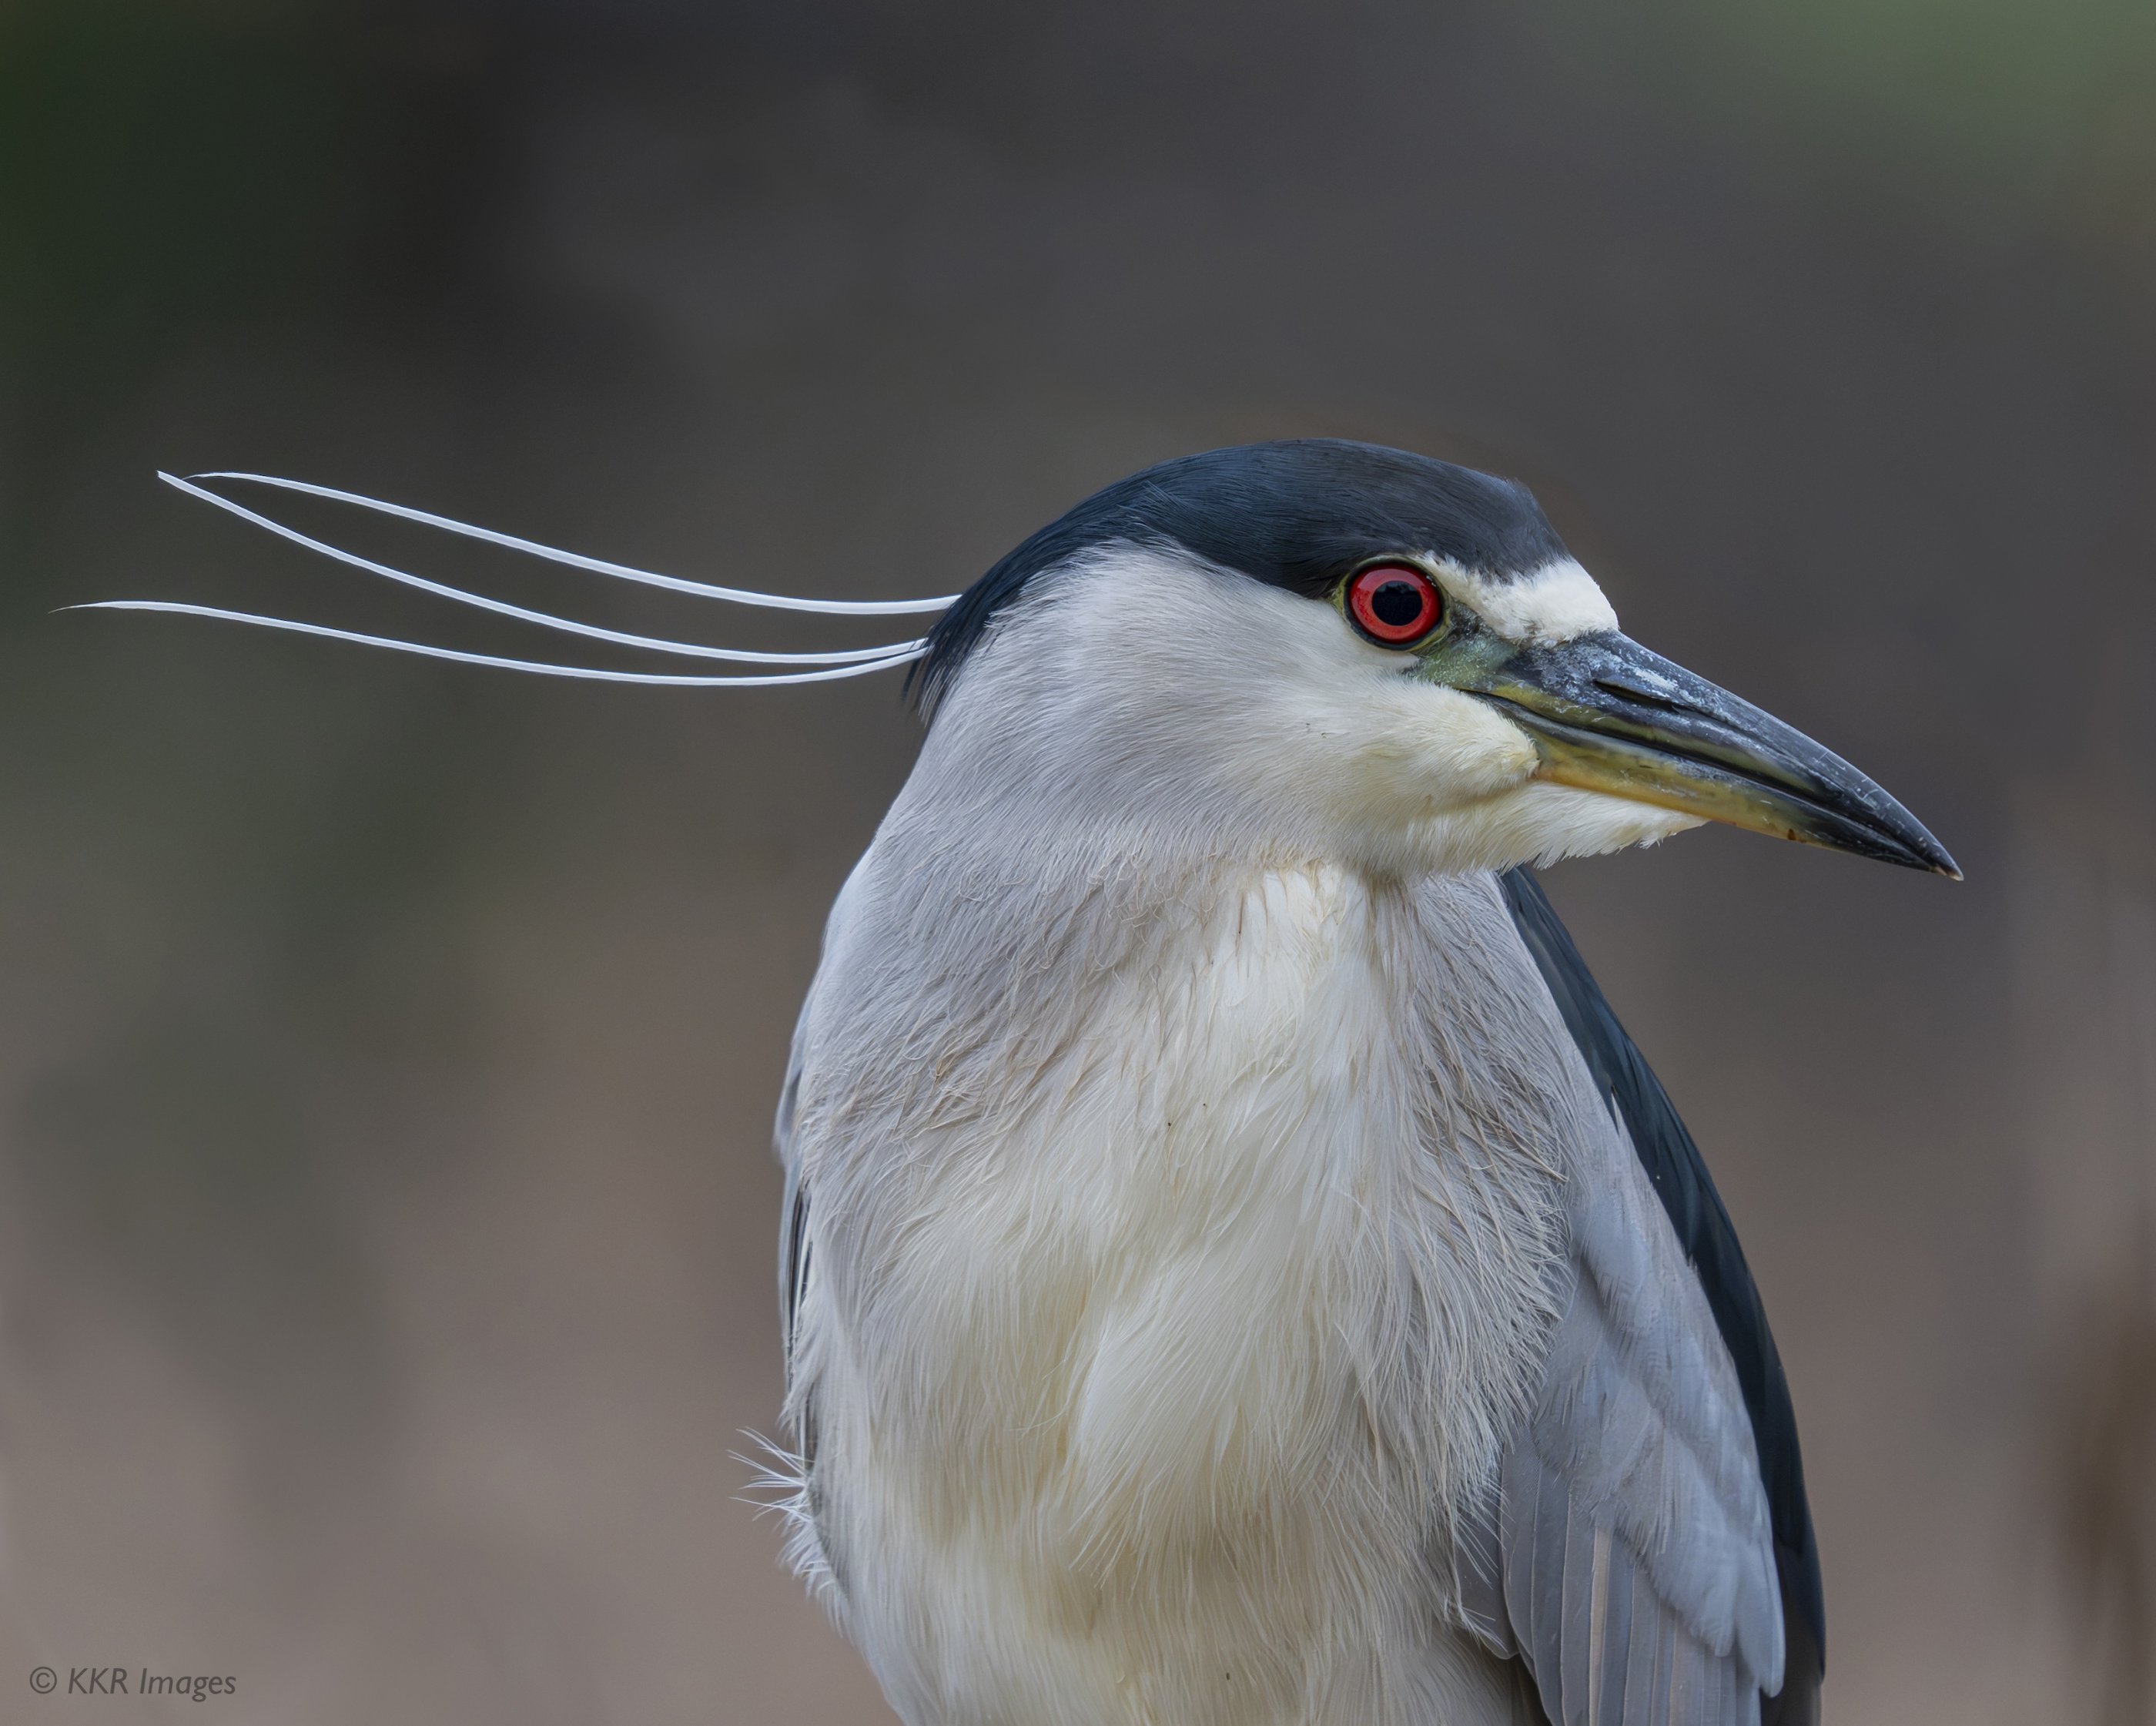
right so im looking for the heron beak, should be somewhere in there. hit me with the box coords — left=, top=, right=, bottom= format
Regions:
left=1445, top=632, right=1960, bottom=876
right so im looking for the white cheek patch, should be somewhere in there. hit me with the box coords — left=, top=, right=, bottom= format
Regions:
left=1434, top=556, right=1617, bottom=645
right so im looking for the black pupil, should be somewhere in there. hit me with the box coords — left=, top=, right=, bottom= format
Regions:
left=1370, top=579, right=1427, bottom=628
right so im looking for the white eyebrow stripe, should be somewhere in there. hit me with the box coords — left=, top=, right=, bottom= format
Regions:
left=66, top=602, right=927, bottom=685
left=1436, top=555, right=1619, bottom=645
left=180, top=471, right=959, bottom=616
left=160, top=474, right=922, bottom=665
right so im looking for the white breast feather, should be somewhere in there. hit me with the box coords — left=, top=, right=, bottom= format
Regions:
left=785, top=855, right=1602, bottom=1725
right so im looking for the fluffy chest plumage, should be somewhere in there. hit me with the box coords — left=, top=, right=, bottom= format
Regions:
left=922, top=866, right=1441, bottom=1540
left=785, top=858, right=1574, bottom=1724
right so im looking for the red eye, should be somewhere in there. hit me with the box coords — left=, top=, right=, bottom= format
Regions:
left=1345, top=564, right=1443, bottom=646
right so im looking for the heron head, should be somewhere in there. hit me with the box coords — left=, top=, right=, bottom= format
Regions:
left=911, top=440, right=1957, bottom=880
left=112, top=443, right=1956, bottom=883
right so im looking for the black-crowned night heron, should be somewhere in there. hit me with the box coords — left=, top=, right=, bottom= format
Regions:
left=106, top=440, right=1956, bottom=1726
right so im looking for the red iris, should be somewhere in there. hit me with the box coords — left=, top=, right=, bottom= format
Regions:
left=1346, top=564, right=1442, bottom=646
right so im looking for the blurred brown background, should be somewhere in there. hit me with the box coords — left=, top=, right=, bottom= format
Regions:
left=2, top=1, right=2153, bottom=1721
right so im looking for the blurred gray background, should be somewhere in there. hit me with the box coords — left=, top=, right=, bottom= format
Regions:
left=2, top=1, right=2153, bottom=1721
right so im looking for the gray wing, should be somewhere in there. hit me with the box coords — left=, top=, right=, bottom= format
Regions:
left=1460, top=876, right=1794, bottom=1726
left=1463, top=1108, right=1786, bottom=1726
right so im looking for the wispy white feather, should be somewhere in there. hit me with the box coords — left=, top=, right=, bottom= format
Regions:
left=69, top=601, right=925, bottom=686
left=156, top=474, right=924, bottom=665
left=732, top=1431, right=832, bottom=1598
left=182, top=471, right=960, bottom=615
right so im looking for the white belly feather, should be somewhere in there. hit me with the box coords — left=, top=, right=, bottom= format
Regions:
left=782, top=862, right=1569, bottom=1726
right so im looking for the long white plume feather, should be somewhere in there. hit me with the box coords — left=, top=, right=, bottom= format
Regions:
left=182, top=471, right=960, bottom=615
left=69, top=601, right=926, bottom=686
left=153, top=473, right=923, bottom=665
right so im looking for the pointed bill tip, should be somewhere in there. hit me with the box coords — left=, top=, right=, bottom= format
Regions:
left=1879, top=811, right=1960, bottom=880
